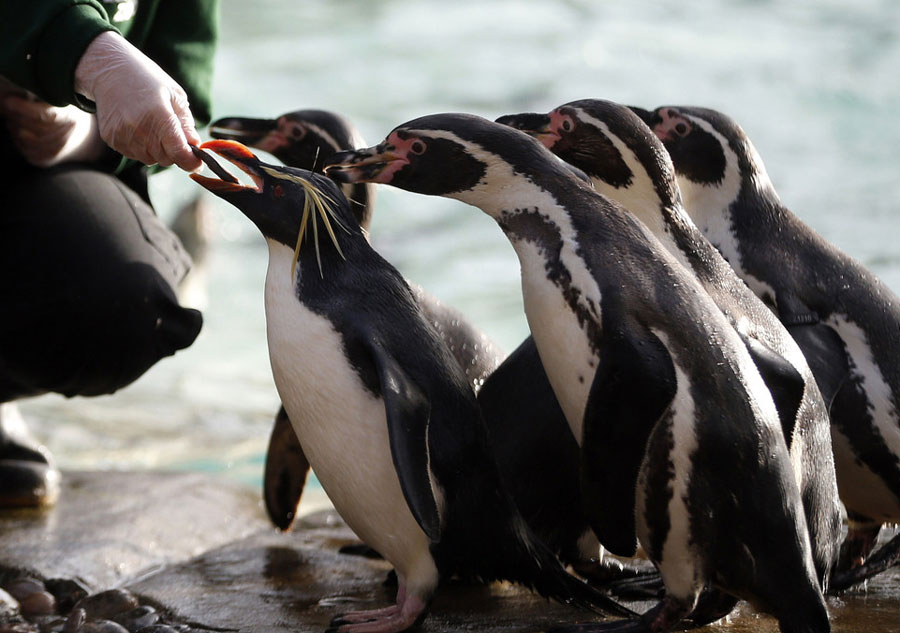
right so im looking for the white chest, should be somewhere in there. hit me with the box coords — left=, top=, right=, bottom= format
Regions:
left=261, top=241, right=431, bottom=571
left=513, top=239, right=600, bottom=443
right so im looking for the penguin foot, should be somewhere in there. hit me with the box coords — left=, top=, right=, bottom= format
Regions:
left=829, top=531, right=900, bottom=592
left=570, top=557, right=657, bottom=588
left=327, top=595, right=427, bottom=633
left=604, top=572, right=665, bottom=600
left=0, top=403, right=60, bottom=508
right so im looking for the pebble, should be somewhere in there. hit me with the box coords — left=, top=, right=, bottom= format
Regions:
left=0, top=589, right=19, bottom=617
left=43, top=581, right=88, bottom=615
left=33, top=616, right=65, bottom=633
left=81, top=621, right=129, bottom=633
left=62, top=609, right=85, bottom=633
left=1, top=580, right=43, bottom=604
left=71, top=592, right=137, bottom=623
left=111, top=607, right=158, bottom=633
left=18, top=593, right=55, bottom=618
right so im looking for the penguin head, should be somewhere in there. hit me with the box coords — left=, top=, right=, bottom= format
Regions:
left=209, top=110, right=375, bottom=231
left=190, top=140, right=360, bottom=253
left=635, top=106, right=774, bottom=206
left=499, top=100, right=681, bottom=213
left=324, top=113, right=583, bottom=212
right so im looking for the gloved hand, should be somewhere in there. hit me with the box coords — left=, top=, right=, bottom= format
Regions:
left=74, top=31, right=202, bottom=172
left=1, top=95, right=106, bottom=167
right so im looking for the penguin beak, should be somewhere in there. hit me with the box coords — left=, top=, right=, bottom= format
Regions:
left=189, top=140, right=265, bottom=195
left=324, top=146, right=405, bottom=184
left=495, top=112, right=559, bottom=146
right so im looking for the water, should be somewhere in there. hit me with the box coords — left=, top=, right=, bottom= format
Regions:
left=19, top=0, right=900, bottom=493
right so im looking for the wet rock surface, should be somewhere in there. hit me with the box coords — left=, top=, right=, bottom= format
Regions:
left=1, top=471, right=899, bottom=633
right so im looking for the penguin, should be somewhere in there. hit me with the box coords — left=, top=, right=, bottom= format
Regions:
left=209, top=110, right=504, bottom=529
left=636, top=104, right=900, bottom=589
left=189, top=139, right=631, bottom=633
left=497, top=99, right=843, bottom=593
left=325, top=114, right=830, bottom=633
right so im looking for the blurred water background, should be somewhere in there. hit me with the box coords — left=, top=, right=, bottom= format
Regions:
left=20, top=0, right=900, bottom=497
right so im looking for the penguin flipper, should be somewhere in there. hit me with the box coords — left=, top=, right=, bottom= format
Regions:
left=263, top=405, right=310, bottom=530
left=580, top=330, right=677, bottom=558
left=369, top=339, right=442, bottom=543
left=784, top=323, right=850, bottom=409
left=775, top=290, right=850, bottom=408
left=738, top=333, right=805, bottom=447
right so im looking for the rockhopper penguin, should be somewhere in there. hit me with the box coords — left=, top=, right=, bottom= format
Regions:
left=189, top=139, right=630, bottom=633
left=209, top=110, right=504, bottom=531
left=637, top=104, right=900, bottom=589
left=325, top=113, right=830, bottom=633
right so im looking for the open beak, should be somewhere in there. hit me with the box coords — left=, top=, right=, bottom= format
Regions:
left=189, top=140, right=265, bottom=195
left=495, top=112, right=559, bottom=146
left=324, top=146, right=404, bottom=184
left=208, top=117, right=278, bottom=146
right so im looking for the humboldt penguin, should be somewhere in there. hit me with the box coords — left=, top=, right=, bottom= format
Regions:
left=498, top=99, right=843, bottom=593
left=209, top=110, right=503, bottom=529
left=637, top=104, right=900, bottom=589
left=190, top=139, right=630, bottom=633
left=325, top=114, right=829, bottom=633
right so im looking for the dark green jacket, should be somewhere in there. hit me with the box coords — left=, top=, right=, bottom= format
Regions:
left=0, top=0, right=218, bottom=174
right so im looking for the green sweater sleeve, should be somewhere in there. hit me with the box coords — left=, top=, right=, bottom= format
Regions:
left=138, top=0, right=219, bottom=129
left=0, top=1, right=116, bottom=106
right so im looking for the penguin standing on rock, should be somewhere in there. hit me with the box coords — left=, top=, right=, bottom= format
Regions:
left=209, top=110, right=504, bottom=530
left=326, top=114, right=830, bottom=633
left=189, top=139, right=630, bottom=633
left=637, top=105, right=900, bottom=589
left=498, top=99, right=843, bottom=593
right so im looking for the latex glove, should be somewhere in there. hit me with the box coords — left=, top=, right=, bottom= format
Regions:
left=1, top=95, right=106, bottom=167
left=74, top=31, right=202, bottom=172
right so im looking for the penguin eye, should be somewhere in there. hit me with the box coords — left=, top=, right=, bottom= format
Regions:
left=289, top=124, right=306, bottom=139
left=273, top=184, right=285, bottom=198
left=409, top=140, right=426, bottom=155
left=674, top=122, right=690, bottom=137
left=561, top=119, right=574, bottom=132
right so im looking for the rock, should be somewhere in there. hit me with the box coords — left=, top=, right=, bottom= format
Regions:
left=0, top=589, right=19, bottom=618
left=81, top=621, right=128, bottom=633
left=43, top=580, right=88, bottom=615
left=111, top=607, right=158, bottom=633
left=18, top=594, right=54, bottom=618
left=1, top=580, right=43, bottom=604
left=72, top=592, right=136, bottom=623
left=0, top=471, right=266, bottom=591
left=62, top=609, right=85, bottom=633
left=133, top=627, right=179, bottom=633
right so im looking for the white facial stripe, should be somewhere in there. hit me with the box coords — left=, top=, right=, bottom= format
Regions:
left=574, top=111, right=667, bottom=230
left=304, top=122, right=343, bottom=154
left=827, top=314, right=900, bottom=459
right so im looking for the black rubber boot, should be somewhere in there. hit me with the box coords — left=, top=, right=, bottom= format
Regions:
left=0, top=402, right=60, bottom=508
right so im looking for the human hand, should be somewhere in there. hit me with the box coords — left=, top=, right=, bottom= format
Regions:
left=74, top=31, right=202, bottom=172
left=1, top=96, right=105, bottom=167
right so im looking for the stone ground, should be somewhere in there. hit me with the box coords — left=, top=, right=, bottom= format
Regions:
left=1, top=471, right=898, bottom=633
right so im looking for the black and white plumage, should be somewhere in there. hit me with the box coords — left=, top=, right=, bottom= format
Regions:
left=189, top=139, right=628, bottom=633
left=325, top=114, right=830, bottom=633
left=210, top=110, right=504, bottom=530
left=498, top=99, right=843, bottom=594
left=638, top=105, right=900, bottom=588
